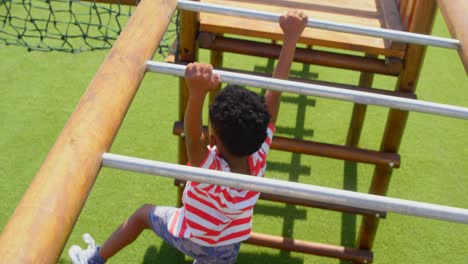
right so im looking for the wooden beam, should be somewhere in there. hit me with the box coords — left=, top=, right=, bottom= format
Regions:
left=272, top=136, right=400, bottom=168
left=0, top=0, right=177, bottom=263
left=198, top=32, right=402, bottom=76
left=246, top=232, right=373, bottom=263
left=173, top=121, right=401, bottom=168
left=437, top=0, right=468, bottom=74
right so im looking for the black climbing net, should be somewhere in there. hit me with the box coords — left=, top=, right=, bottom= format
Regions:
left=0, top=0, right=179, bottom=56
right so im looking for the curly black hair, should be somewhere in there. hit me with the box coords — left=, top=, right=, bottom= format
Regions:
left=209, top=85, right=271, bottom=157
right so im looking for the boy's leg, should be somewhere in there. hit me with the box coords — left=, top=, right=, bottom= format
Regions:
left=98, top=204, right=155, bottom=260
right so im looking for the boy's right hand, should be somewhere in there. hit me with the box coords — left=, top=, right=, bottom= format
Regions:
left=185, top=62, right=220, bottom=97
left=279, top=10, right=308, bottom=42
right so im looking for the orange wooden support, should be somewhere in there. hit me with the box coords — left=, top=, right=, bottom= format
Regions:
left=357, top=0, right=438, bottom=252
left=0, top=0, right=177, bottom=263
left=208, top=35, right=224, bottom=105
left=172, top=121, right=401, bottom=168
left=198, top=33, right=402, bottom=76
left=346, top=54, right=378, bottom=147
left=176, top=0, right=199, bottom=206
left=246, top=232, right=373, bottom=263
left=437, top=0, right=468, bottom=74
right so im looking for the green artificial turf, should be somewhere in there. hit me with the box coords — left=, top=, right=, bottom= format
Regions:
left=1, top=10, right=468, bottom=264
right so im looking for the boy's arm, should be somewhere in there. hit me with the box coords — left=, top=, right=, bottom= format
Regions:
left=184, top=63, right=220, bottom=167
left=265, top=10, right=308, bottom=125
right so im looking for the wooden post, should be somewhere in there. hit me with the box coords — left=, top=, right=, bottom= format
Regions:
left=0, top=0, right=177, bottom=263
left=346, top=54, right=378, bottom=147
left=357, top=0, right=437, bottom=252
left=176, top=0, right=199, bottom=206
left=208, top=34, right=224, bottom=148
left=209, top=43, right=223, bottom=103
left=437, top=0, right=468, bottom=74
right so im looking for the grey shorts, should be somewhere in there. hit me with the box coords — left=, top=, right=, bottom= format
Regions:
left=148, top=206, right=241, bottom=264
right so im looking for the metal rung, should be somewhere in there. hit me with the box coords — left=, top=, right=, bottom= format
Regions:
left=147, top=61, right=468, bottom=120
left=177, top=0, right=460, bottom=49
left=173, top=179, right=387, bottom=218
left=102, top=153, right=468, bottom=224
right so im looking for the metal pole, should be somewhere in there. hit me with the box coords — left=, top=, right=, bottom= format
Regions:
left=102, top=153, right=468, bottom=224
left=147, top=61, right=468, bottom=120
left=176, top=0, right=460, bottom=50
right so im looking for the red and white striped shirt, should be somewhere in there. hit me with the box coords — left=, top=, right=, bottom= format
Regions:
left=168, top=123, right=275, bottom=246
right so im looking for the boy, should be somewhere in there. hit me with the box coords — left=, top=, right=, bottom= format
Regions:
left=69, top=10, right=307, bottom=264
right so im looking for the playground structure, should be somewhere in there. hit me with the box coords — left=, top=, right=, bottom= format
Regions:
left=0, top=0, right=467, bottom=263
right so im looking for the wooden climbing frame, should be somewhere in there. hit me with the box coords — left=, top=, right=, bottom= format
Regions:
left=0, top=0, right=466, bottom=263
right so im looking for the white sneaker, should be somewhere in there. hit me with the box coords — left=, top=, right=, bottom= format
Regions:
left=68, top=233, right=100, bottom=264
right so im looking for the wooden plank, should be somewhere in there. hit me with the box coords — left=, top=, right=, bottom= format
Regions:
left=199, top=0, right=405, bottom=58
left=172, top=122, right=401, bottom=168
left=246, top=232, right=373, bottom=263
left=437, top=0, right=468, bottom=74
left=0, top=0, right=177, bottom=263
left=198, top=33, right=402, bottom=75
left=378, top=0, right=407, bottom=52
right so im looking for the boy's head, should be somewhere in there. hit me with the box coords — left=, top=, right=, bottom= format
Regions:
left=209, top=85, right=271, bottom=157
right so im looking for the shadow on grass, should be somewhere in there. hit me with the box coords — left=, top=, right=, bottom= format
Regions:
left=253, top=59, right=320, bottom=261
left=340, top=161, right=358, bottom=264
left=143, top=244, right=188, bottom=263
left=253, top=58, right=360, bottom=264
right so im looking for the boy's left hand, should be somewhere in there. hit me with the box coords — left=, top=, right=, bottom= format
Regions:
left=279, top=10, right=308, bottom=42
